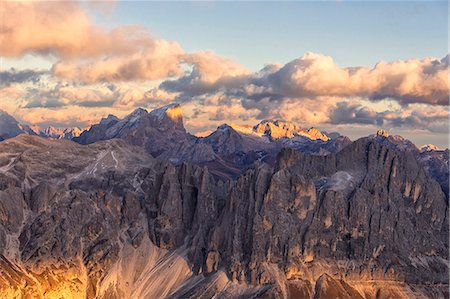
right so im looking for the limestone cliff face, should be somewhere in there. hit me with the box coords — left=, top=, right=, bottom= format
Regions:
left=0, top=136, right=255, bottom=298
left=0, top=135, right=447, bottom=299
left=188, top=138, right=448, bottom=298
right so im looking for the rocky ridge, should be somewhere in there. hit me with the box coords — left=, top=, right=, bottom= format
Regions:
left=0, top=134, right=447, bottom=298
left=0, top=109, right=81, bottom=140
left=370, top=130, right=449, bottom=198
left=72, top=105, right=448, bottom=200
left=74, top=105, right=351, bottom=180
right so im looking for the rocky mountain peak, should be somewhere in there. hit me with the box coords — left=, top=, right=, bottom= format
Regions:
left=421, top=144, right=439, bottom=152
left=100, top=114, right=119, bottom=125
left=128, top=107, right=148, bottom=119
left=305, top=127, right=330, bottom=141
left=253, top=120, right=330, bottom=141
left=0, top=109, right=24, bottom=139
left=149, top=103, right=183, bottom=124
left=376, top=129, right=389, bottom=137
left=254, top=120, right=303, bottom=139
left=36, top=126, right=83, bottom=139
left=0, top=107, right=448, bottom=298
left=217, top=123, right=233, bottom=131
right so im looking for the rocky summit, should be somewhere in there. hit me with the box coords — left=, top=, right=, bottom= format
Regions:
left=0, top=105, right=448, bottom=299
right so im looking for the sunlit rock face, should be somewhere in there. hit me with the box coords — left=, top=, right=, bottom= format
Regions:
left=0, top=135, right=447, bottom=298
left=39, top=126, right=83, bottom=139
left=375, top=129, right=390, bottom=138
left=0, top=136, right=261, bottom=298
left=253, top=120, right=330, bottom=141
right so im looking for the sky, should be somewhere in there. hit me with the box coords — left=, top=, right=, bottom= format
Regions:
left=0, top=0, right=449, bottom=147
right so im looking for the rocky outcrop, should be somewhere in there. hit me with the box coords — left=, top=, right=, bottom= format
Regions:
left=74, top=105, right=353, bottom=181
left=74, top=104, right=217, bottom=164
left=0, top=134, right=447, bottom=298
left=370, top=131, right=449, bottom=199
left=0, top=135, right=257, bottom=298
left=190, top=138, right=449, bottom=298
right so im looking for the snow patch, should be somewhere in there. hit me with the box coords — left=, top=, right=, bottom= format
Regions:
left=318, top=171, right=356, bottom=192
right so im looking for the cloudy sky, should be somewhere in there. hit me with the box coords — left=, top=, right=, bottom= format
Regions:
left=0, top=1, right=448, bottom=147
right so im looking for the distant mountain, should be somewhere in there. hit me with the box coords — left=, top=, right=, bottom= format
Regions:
left=75, top=105, right=352, bottom=180
left=0, top=109, right=81, bottom=140
left=74, top=105, right=448, bottom=197
left=39, top=126, right=83, bottom=139
left=253, top=120, right=330, bottom=141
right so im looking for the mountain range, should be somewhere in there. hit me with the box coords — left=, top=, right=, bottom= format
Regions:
left=0, top=110, right=82, bottom=140
left=1, top=104, right=448, bottom=200
left=71, top=104, right=447, bottom=197
left=0, top=104, right=448, bottom=298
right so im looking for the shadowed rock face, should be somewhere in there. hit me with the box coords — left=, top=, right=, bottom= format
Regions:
left=0, top=109, right=28, bottom=139
left=74, top=104, right=217, bottom=165
left=73, top=107, right=353, bottom=181
left=71, top=105, right=449, bottom=200
left=0, top=135, right=263, bottom=298
left=0, top=135, right=447, bottom=298
left=188, top=138, right=448, bottom=298
left=370, top=132, right=449, bottom=199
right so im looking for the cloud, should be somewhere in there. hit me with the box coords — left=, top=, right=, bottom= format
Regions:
left=161, top=52, right=449, bottom=107
left=1, top=1, right=186, bottom=84
left=52, top=40, right=185, bottom=83
left=0, top=69, right=47, bottom=87
left=330, top=102, right=385, bottom=126
left=329, top=101, right=449, bottom=133
left=262, top=53, right=449, bottom=106
left=4, top=1, right=446, bottom=108
left=22, top=84, right=114, bottom=108
left=158, top=51, right=250, bottom=98
left=1, top=1, right=447, bottom=137
left=19, top=81, right=178, bottom=112
left=1, top=1, right=247, bottom=86
left=17, top=106, right=123, bottom=129
left=0, top=1, right=152, bottom=58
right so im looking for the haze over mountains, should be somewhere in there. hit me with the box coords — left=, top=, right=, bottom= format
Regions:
left=0, top=103, right=448, bottom=298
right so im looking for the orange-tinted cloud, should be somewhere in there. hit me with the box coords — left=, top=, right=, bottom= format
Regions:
left=0, top=1, right=152, bottom=58
left=271, top=52, right=449, bottom=106
left=1, top=1, right=447, bottom=136
left=52, top=40, right=185, bottom=83
left=162, top=52, right=449, bottom=106
left=1, top=1, right=186, bottom=84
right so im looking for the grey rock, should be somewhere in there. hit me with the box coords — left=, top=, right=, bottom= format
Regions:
left=0, top=133, right=447, bottom=298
